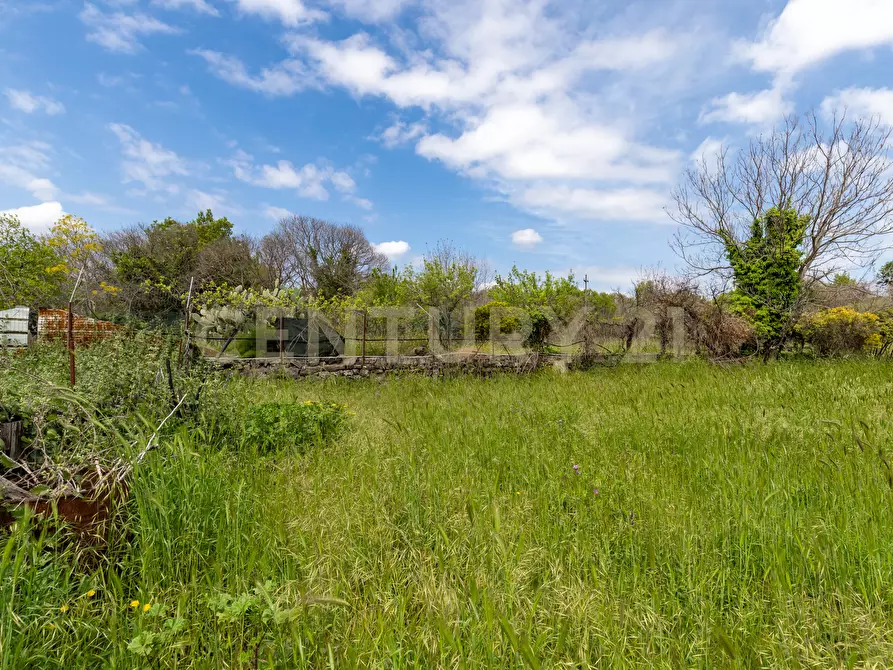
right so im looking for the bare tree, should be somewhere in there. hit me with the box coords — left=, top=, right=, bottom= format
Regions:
left=671, top=112, right=893, bottom=357
left=672, top=112, right=893, bottom=286
left=424, top=239, right=492, bottom=292
left=259, top=216, right=388, bottom=298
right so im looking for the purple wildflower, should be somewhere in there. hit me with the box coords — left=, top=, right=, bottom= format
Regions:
left=593, top=488, right=599, bottom=496
left=572, top=464, right=580, bottom=474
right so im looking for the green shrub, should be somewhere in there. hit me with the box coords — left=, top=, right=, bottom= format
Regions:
left=241, top=400, right=349, bottom=454
left=473, top=301, right=520, bottom=342
left=524, top=308, right=552, bottom=352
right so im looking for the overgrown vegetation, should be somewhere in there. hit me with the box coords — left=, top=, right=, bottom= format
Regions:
left=3, top=359, right=893, bottom=666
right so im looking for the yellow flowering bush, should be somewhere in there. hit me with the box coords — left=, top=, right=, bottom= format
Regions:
left=801, top=307, right=881, bottom=356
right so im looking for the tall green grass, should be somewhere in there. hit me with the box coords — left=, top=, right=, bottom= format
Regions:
left=4, top=361, right=893, bottom=667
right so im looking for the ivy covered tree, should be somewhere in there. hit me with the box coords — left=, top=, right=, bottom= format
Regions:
left=722, top=207, right=808, bottom=357
left=673, top=112, right=893, bottom=357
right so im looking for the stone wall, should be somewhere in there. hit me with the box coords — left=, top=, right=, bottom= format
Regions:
left=216, top=354, right=552, bottom=379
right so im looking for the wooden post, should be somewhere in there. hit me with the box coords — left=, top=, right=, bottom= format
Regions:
left=362, top=309, right=367, bottom=364
left=0, top=420, right=23, bottom=461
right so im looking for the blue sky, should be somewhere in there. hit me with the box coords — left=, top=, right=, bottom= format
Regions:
left=2, top=0, right=893, bottom=289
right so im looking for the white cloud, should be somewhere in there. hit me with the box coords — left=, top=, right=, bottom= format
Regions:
left=4, top=89, right=65, bottom=115
left=691, top=136, right=726, bottom=162
left=378, top=119, right=427, bottom=148
left=80, top=2, right=179, bottom=53
left=330, top=171, right=356, bottom=193
left=0, top=141, right=58, bottom=202
left=1, top=201, right=65, bottom=234
left=738, top=0, right=893, bottom=76
left=517, top=186, right=669, bottom=222
left=108, top=123, right=189, bottom=191
left=264, top=205, right=293, bottom=220
left=373, top=240, right=410, bottom=259
left=151, top=0, right=220, bottom=15
left=347, top=195, right=373, bottom=210
left=228, top=152, right=371, bottom=205
left=821, top=87, right=893, bottom=125
left=187, top=189, right=229, bottom=213
left=199, top=1, right=697, bottom=225
left=323, top=0, right=412, bottom=22
left=230, top=0, right=326, bottom=25
left=192, top=49, right=311, bottom=97
left=229, top=155, right=329, bottom=200
left=417, top=102, right=677, bottom=183
left=511, top=228, right=542, bottom=248
left=700, top=85, right=793, bottom=126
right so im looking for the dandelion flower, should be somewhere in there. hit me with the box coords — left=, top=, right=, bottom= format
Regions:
left=143, top=603, right=151, bottom=613
left=59, top=604, right=69, bottom=613
left=87, top=589, right=96, bottom=597
left=130, top=600, right=139, bottom=608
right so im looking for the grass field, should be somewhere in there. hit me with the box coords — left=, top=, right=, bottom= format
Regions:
left=4, top=361, right=893, bottom=668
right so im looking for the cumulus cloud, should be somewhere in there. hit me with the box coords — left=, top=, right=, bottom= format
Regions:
left=227, top=152, right=362, bottom=202
left=1, top=201, right=65, bottom=233
left=700, top=85, right=793, bottom=126
left=4, top=89, right=65, bottom=115
left=264, top=205, right=293, bottom=220
left=152, top=0, right=220, bottom=15
left=690, top=136, right=726, bottom=162
left=201, top=0, right=693, bottom=225
left=517, top=186, right=669, bottom=222
left=330, top=171, right=356, bottom=193
left=821, top=87, right=893, bottom=125
left=230, top=0, right=326, bottom=25
left=191, top=49, right=312, bottom=97
left=80, top=3, right=179, bottom=53
left=0, top=141, right=59, bottom=202
left=373, top=240, right=410, bottom=259
left=737, top=0, right=893, bottom=76
left=511, top=228, right=543, bottom=248
left=378, top=119, right=427, bottom=148
left=108, top=123, right=189, bottom=191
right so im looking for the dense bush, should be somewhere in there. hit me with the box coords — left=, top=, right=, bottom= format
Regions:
left=241, top=400, right=349, bottom=454
left=688, top=303, right=756, bottom=358
left=801, top=307, right=881, bottom=356
left=473, top=301, right=520, bottom=342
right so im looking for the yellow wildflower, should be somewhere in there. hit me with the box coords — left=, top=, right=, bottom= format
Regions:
left=143, top=603, right=151, bottom=613
left=59, top=604, right=69, bottom=613
left=87, top=590, right=96, bottom=598
left=130, top=600, right=139, bottom=608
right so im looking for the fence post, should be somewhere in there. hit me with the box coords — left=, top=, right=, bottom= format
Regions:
left=362, top=309, right=367, bottom=364
left=178, top=276, right=195, bottom=366
left=67, top=267, right=85, bottom=387
left=67, top=301, right=75, bottom=387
